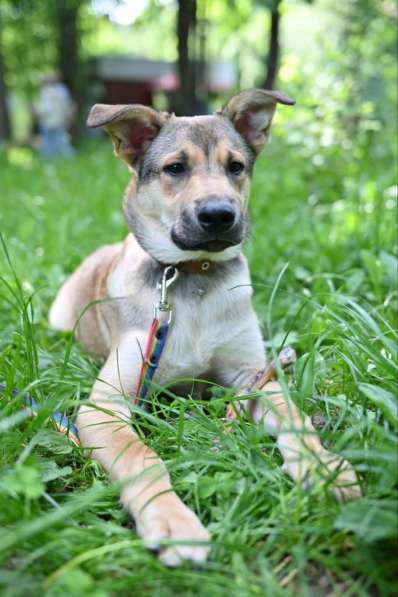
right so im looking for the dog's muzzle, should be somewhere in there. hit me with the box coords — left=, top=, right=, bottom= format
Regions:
left=171, top=198, right=244, bottom=252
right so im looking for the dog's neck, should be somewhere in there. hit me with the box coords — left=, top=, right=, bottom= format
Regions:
left=126, top=230, right=243, bottom=278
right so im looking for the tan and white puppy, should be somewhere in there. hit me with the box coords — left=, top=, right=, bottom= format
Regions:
left=49, top=90, right=361, bottom=567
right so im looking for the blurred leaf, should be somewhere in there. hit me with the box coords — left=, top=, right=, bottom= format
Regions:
left=361, top=250, right=383, bottom=294
left=345, top=269, right=365, bottom=294
left=296, top=351, right=315, bottom=399
left=198, top=473, right=235, bottom=499
left=335, top=499, right=398, bottom=542
left=36, top=429, right=73, bottom=454
left=1, top=464, right=44, bottom=499
left=264, top=330, right=298, bottom=349
left=295, top=350, right=326, bottom=398
left=181, top=471, right=198, bottom=484
left=358, top=383, right=398, bottom=426
left=198, top=475, right=218, bottom=499
left=380, top=251, right=398, bottom=287
left=39, top=459, right=72, bottom=483
left=48, top=568, right=108, bottom=597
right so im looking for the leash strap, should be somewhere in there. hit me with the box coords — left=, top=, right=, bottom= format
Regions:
left=44, top=403, right=80, bottom=446
left=133, top=318, right=170, bottom=405
left=0, top=383, right=80, bottom=446
left=133, top=265, right=179, bottom=407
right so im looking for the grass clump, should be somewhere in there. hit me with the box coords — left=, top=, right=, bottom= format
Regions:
left=0, top=134, right=397, bottom=596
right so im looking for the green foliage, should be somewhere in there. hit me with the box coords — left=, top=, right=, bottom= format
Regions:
left=0, top=1, right=397, bottom=594
left=1, top=0, right=90, bottom=99
left=1, top=0, right=67, bottom=98
left=0, top=101, right=397, bottom=593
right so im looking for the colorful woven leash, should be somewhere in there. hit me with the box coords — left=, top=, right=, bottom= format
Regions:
left=133, top=265, right=179, bottom=406
left=0, top=266, right=180, bottom=447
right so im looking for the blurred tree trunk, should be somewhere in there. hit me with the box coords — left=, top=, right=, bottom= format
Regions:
left=54, top=0, right=81, bottom=106
left=176, top=0, right=196, bottom=115
left=196, top=2, right=209, bottom=114
left=0, top=8, right=11, bottom=142
left=264, top=0, right=281, bottom=89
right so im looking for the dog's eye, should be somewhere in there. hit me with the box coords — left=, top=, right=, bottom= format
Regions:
left=163, top=162, right=186, bottom=176
left=228, top=161, right=245, bottom=175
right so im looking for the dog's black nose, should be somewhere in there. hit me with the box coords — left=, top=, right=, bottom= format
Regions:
left=197, top=202, right=236, bottom=233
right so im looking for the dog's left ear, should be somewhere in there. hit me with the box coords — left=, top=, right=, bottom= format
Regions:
left=220, top=89, right=295, bottom=155
left=87, top=104, right=168, bottom=167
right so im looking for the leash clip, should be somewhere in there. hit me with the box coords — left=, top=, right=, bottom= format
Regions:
left=155, top=266, right=179, bottom=321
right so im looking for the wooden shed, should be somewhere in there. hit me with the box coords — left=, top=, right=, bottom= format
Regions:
left=92, top=55, right=236, bottom=108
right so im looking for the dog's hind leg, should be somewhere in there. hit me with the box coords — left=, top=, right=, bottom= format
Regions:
left=49, top=243, right=122, bottom=356
left=76, top=329, right=210, bottom=567
left=49, top=273, right=80, bottom=332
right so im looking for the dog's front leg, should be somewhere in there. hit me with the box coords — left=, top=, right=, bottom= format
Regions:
left=213, top=322, right=361, bottom=501
left=76, top=330, right=210, bottom=566
left=249, top=381, right=361, bottom=500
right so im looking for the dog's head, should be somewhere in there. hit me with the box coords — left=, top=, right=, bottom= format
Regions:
left=87, top=89, right=294, bottom=264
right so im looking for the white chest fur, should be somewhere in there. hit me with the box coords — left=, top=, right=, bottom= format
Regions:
left=107, top=247, right=260, bottom=385
left=157, top=268, right=254, bottom=382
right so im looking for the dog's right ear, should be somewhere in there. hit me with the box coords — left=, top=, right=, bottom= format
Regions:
left=87, top=104, right=168, bottom=167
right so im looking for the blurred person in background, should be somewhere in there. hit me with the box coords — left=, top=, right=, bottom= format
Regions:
left=34, top=73, right=76, bottom=157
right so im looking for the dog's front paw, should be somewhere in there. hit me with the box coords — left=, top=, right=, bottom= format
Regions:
left=283, top=448, right=361, bottom=502
left=136, top=494, right=211, bottom=566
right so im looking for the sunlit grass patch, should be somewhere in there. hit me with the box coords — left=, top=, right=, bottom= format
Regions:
left=0, top=138, right=397, bottom=595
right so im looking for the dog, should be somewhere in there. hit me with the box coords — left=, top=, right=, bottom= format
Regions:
left=49, top=89, right=361, bottom=567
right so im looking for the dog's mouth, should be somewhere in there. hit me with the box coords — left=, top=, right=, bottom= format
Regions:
left=171, top=228, right=241, bottom=253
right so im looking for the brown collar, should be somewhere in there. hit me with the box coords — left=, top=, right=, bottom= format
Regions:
left=177, top=259, right=217, bottom=274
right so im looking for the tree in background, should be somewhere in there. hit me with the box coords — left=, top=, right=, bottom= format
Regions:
left=175, top=0, right=285, bottom=113
left=259, top=0, right=313, bottom=90
left=1, top=0, right=88, bottom=140
left=334, top=0, right=396, bottom=132
left=51, top=0, right=82, bottom=110
left=1, top=1, right=54, bottom=106
left=176, top=0, right=197, bottom=115
left=0, top=5, right=10, bottom=141
left=263, top=0, right=281, bottom=89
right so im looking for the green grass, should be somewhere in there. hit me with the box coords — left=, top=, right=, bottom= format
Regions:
left=0, top=131, right=397, bottom=596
